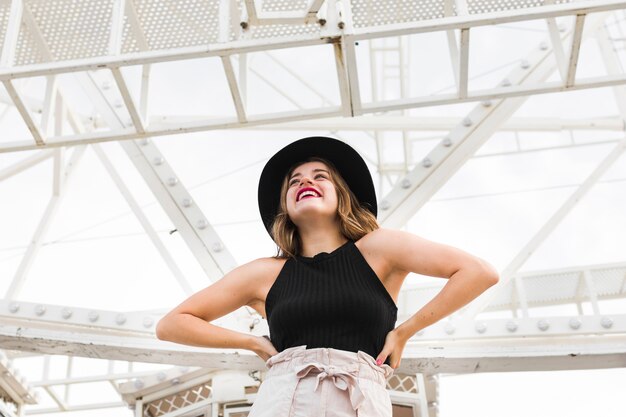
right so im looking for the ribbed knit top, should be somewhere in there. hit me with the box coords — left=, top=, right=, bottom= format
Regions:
left=265, top=240, right=398, bottom=365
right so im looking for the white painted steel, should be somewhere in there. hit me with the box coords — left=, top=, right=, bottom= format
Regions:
left=378, top=11, right=608, bottom=229
left=92, top=144, right=194, bottom=295
left=0, top=0, right=23, bottom=67
left=1, top=319, right=625, bottom=374
left=3, top=146, right=86, bottom=300
left=75, top=70, right=238, bottom=280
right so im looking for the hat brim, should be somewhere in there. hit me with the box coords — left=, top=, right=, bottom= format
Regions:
left=258, top=136, right=377, bottom=237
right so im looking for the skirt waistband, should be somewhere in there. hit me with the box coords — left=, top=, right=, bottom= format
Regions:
left=265, top=345, right=394, bottom=384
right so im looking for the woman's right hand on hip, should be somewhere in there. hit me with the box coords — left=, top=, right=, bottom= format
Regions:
left=251, top=335, right=279, bottom=362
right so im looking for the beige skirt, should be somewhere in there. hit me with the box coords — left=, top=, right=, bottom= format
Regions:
left=248, top=345, right=394, bottom=417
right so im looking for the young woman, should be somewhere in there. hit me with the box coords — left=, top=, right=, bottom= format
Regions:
left=156, top=136, right=499, bottom=416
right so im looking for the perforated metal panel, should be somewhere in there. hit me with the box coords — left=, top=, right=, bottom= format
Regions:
left=387, top=372, right=418, bottom=393
left=16, top=0, right=115, bottom=65
left=351, top=0, right=446, bottom=28
left=0, top=1, right=10, bottom=57
left=262, top=0, right=309, bottom=12
left=523, top=271, right=581, bottom=303
left=2, top=0, right=581, bottom=67
left=586, top=267, right=626, bottom=297
left=467, top=0, right=570, bottom=14
left=121, top=0, right=221, bottom=54
left=143, top=381, right=212, bottom=417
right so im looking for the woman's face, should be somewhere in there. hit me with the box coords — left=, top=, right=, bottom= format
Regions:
left=285, top=161, right=339, bottom=226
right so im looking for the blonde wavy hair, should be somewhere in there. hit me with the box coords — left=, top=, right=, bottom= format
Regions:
left=270, top=157, right=379, bottom=258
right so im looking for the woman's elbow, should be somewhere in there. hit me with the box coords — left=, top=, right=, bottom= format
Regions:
left=480, top=262, right=500, bottom=287
left=156, top=315, right=174, bottom=340
left=470, top=258, right=500, bottom=288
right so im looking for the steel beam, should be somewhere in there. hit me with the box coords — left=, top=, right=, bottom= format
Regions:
left=1, top=318, right=624, bottom=374
left=75, top=71, right=238, bottom=279
left=0, top=0, right=23, bottom=67
left=3, top=145, right=86, bottom=300
left=378, top=11, right=609, bottom=229
left=457, top=21, right=626, bottom=322
left=92, top=144, right=193, bottom=295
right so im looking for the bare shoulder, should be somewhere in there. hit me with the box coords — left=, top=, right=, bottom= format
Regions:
left=357, top=228, right=497, bottom=279
left=242, top=256, right=288, bottom=278
left=242, top=256, right=289, bottom=301
left=162, top=256, right=287, bottom=323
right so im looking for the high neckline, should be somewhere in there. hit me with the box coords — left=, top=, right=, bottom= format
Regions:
left=296, top=240, right=352, bottom=263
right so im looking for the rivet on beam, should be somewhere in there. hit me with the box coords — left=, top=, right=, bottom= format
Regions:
left=506, top=320, right=518, bottom=332
left=35, top=304, right=46, bottom=316
left=116, top=314, right=127, bottom=325
left=601, top=316, right=613, bottom=329
left=62, top=308, right=73, bottom=319
left=475, top=322, right=487, bottom=334
left=569, top=317, right=581, bottom=330
left=88, top=311, right=100, bottom=322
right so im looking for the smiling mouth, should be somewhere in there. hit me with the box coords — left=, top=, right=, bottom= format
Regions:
left=297, top=189, right=322, bottom=202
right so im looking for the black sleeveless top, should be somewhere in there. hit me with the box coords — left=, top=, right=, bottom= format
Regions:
left=265, top=240, right=398, bottom=365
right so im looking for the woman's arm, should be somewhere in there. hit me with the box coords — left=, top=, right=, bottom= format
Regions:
left=372, top=228, right=500, bottom=339
left=155, top=257, right=278, bottom=352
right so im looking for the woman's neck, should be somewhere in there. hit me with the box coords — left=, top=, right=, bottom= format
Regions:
left=298, top=225, right=348, bottom=258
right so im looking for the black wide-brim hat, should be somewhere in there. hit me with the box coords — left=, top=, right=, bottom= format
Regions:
left=258, top=136, right=377, bottom=237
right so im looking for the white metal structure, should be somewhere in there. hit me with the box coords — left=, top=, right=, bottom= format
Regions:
left=1, top=0, right=626, bottom=416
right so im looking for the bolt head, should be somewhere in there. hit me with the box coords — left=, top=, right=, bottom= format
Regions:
left=88, top=311, right=99, bottom=322
left=115, top=313, right=127, bottom=325
left=35, top=304, right=46, bottom=316
left=537, top=319, right=549, bottom=331
left=61, top=308, right=73, bottom=319
left=475, top=322, right=487, bottom=333
left=569, top=317, right=582, bottom=330
left=601, top=316, right=613, bottom=329
left=506, top=320, right=518, bottom=332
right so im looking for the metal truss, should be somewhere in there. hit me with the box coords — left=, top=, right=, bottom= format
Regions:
left=2, top=1, right=626, bottom=416
left=398, top=261, right=626, bottom=317
left=1, top=1, right=626, bottom=152
left=377, top=9, right=612, bottom=228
